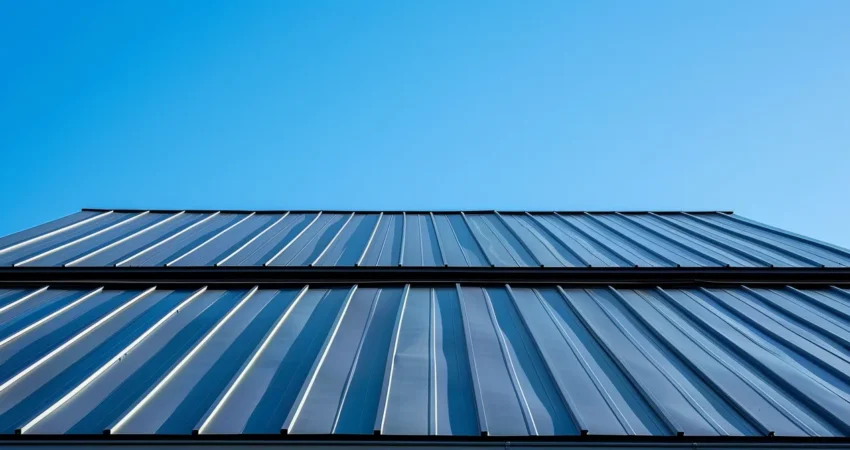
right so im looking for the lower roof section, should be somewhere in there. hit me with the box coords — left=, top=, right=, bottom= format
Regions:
left=1, top=284, right=850, bottom=438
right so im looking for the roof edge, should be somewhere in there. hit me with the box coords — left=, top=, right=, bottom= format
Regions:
left=82, top=208, right=736, bottom=215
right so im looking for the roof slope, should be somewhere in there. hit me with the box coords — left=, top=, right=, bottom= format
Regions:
left=1, top=210, right=848, bottom=268
left=0, top=284, right=849, bottom=437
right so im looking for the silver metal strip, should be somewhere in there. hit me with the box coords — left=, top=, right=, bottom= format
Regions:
left=429, top=213, right=448, bottom=267
left=398, top=213, right=407, bottom=267
left=0, top=211, right=113, bottom=256
left=283, top=285, right=357, bottom=433
left=0, top=287, right=104, bottom=350
left=0, top=286, right=49, bottom=316
left=116, top=212, right=220, bottom=267
left=355, top=213, right=383, bottom=267
left=195, top=286, right=310, bottom=434
left=494, top=212, right=543, bottom=267
left=374, top=284, right=410, bottom=435
left=108, top=286, right=259, bottom=434
left=264, top=212, right=323, bottom=266
left=215, top=213, right=289, bottom=266
left=0, top=287, right=154, bottom=397
left=166, top=213, right=256, bottom=267
left=310, top=213, right=355, bottom=267
left=14, top=212, right=149, bottom=267
left=460, top=212, right=494, bottom=267
left=21, top=287, right=209, bottom=434
left=430, top=288, right=438, bottom=435
left=66, top=213, right=185, bottom=267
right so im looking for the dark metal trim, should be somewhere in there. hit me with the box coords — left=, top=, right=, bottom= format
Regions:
left=3, top=433, right=850, bottom=447
left=82, top=208, right=735, bottom=215
left=1, top=267, right=850, bottom=290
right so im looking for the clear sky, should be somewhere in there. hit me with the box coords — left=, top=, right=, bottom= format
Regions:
left=1, top=1, right=849, bottom=246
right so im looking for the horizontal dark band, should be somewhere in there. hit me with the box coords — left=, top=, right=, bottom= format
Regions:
left=1, top=267, right=849, bottom=290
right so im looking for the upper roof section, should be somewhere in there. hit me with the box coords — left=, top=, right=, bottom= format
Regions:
left=1, top=209, right=848, bottom=268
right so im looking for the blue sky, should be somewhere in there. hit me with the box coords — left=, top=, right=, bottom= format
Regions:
left=1, top=1, right=849, bottom=246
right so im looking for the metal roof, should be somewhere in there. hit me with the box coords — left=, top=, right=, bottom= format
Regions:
left=1, top=210, right=848, bottom=268
left=0, top=284, right=850, bottom=437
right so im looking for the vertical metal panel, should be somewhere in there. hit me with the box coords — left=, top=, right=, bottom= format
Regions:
left=120, top=214, right=251, bottom=267
left=457, top=286, right=529, bottom=435
left=660, top=289, right=850, bottom=434
left=0, top=213, right=135, bottom=267
left=168, top=213, right=279, bottom=267
left=402, top=215, right=443, bottom=267
left=0, top=284, right=848, bottom=437
left=0, top=212, right=105, bottom=255
left=284, top=287, right=382, bottom=433
left=486, top=287, right=577, bottom=435
left=268, top=214, right=350, bottom=266
left=438, top=215, right=488, bottom=267
left=465, top=215, right=535, bottom=267
left=316, top=214, right=380, bottom=267
left=360, top=214, right=404, bottom=267
left=26, top=214, right=172, bottom=267
left=221, top=213, right=315, bottom=266
left=284, top=286, right=358, bottom=434
left=112, top=288, right=297, bottom=434
left=0, top=289, right=167, bottom=434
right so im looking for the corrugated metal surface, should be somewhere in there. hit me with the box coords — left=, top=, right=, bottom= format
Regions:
left=0, top=284, right=850, bottom=437
left=1, top=210, right=849, bottom=268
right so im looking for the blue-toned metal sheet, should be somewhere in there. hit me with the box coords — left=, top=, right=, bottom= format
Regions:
left=0, top=284, right=848, bottom=436
left=2, top=211, right=850, bottom=268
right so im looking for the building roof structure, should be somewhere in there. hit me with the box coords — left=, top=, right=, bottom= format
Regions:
left=1, top=209, right=850, bottom=450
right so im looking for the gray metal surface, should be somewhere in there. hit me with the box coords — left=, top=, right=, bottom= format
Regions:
left=1, top=211, right=848, bottom=268
left=0, top=284, right=849, bottom=437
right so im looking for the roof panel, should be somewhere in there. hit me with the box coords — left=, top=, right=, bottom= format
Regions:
left=2, top=284, right=850, bottom=437
left=2, top=210, right=849, bottom=268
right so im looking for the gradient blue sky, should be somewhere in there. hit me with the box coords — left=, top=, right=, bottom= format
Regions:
left=1, top=1, right=849, bottom=246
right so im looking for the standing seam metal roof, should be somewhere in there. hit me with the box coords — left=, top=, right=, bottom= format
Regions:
left=0, top=284, right=849, bottom=437
left=1, top=210, right=848, bottom=269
